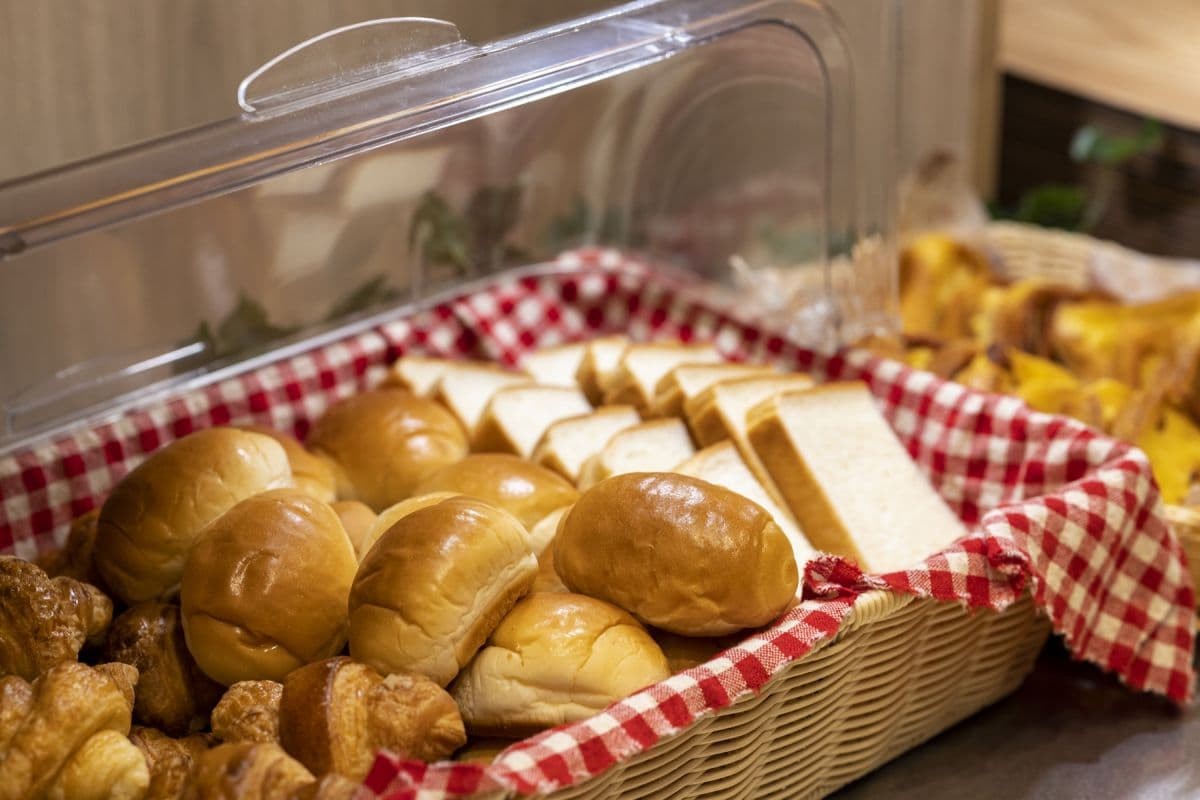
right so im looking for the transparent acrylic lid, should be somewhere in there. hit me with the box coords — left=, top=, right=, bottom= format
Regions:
left=0, top=0, right=898, bottom=450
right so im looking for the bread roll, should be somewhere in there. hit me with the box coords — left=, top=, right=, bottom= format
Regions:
left=412, top=454, right=579, bottom=529
left=279, top=657, right=465, bottom=780
left=104, top=603, right=223, bottom=736
left=349, top=497, right=537, bottom=686
left=450, top=593, right=670, bottom=736
left=554, top=473, right=798, bottom=636
left=95, top=428, right=293, bottom=604
left=355, top=491, right=461, bottom=562
left=306, top=389, right=467, bottom=510
left=237, top=425, right=337, bottom=503
left=328, top=501, right=375, bottom=555
left=180, top=490, right=358, bottom=685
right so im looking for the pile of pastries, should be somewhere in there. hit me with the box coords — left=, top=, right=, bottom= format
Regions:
left=868, top=233, right=1200, bottom=506
left=1, top=337, right=969, bottom=799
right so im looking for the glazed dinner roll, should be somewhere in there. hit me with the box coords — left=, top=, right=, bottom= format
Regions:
left=554, top=473, right=798, bottom=636
left=349, top=496, right=537, bottom=686
left=180, top=489, right=358, bottom=686
left=412, top=454, right=579, bottom=529
left=306, top=388, right=467, bottom=510
left=354, top=491, right=461, bottom=561
left=450, top=592, right=670, bottom=736
left=95, top=427, right=293, bottom=604
left=236, top=425, right=337, bottom=503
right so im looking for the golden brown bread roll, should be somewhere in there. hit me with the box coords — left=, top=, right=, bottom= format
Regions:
left=554, top=473, right=798, bottom=636
left=279, top=657, right=465, bottom=781
left=183, top=743, right=313, bottom=800
left=105, top=604, right=223, bottom=736
left=530, top=547, right=570, bottom=595
left=355, top=491, right=462, bottom=562
left=210, top=681, right=282, bottom=745
left=0, top=556, right=113, bottom=680
left=38, top=509, right=105, bottom=588
left=0, top=661, right=139, bottom=800
left=349, top=496, right=537, bottom=686
left=44, top=729, right=150, bottom=800
left=129, top=727, right=213, bottom=800
left=237, top=426, right=337, bottom=504
left=180, top=490, right=358, bottom=685
left=95, top=428, right=293, bottom=604
left=328, top=501, right=376, bottom=556
left=306, top=389, right=468, bottom=510
left=412, top=454, right=579, bottom=530
left=450, top=593, right=670, bottom=737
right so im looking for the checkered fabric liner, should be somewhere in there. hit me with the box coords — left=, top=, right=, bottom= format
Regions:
left=0, top=249, right=1193, bottom=800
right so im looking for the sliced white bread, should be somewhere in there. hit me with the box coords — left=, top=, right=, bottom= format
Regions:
left=531, top=406, right=642, bottom=483
left=683, top=373, right=815, bottom=516
left=473, top=385, right=593, bottom=458
left=747, top=382, right=968, bottom=574
left=684, top=373, right=816, bottom=446
left=575, top=336, right=630, bottom=404
left=648, top=363, right=777, bottom=418
left=577, top=418, right=696, bottom=490
left=381, top=356, right=456, bottom=397
left=602, top=342, right=723, bottom=409
left=674, top=441, right=817, bottom=575
left=520, top=342, right=588, bottom=388
left=434, top=362, right=531, bottom=434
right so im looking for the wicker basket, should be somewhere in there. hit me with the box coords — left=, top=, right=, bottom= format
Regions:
left=539, top=592, right=1048, bottom=800
left=985, top=221, right=1200, bottom=604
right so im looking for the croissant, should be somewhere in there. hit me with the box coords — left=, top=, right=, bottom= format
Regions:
left=0, top=661, right=143, bottom=800
left=106, top=603, right=223, bottom=735
left=129, top=726, right=213, bottom=800
left=0, top=556, right=113, bottom=680
left=183, top=742, right=315, bottom=800
left=45, top=729, right=150, bottom=800
left=38, top=509, right=105, bottom=588
left=211, top=680, right=283, bottom=744
left=279, top=657, right=465, bottom=781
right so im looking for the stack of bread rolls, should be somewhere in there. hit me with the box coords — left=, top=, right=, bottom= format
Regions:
left=3, top=333, right=969, bottom=798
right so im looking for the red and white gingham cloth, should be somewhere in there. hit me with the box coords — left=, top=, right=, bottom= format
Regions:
left=0, top=249, right=1193, bottom=799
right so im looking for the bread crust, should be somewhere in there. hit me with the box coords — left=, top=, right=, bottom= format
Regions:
left=554, top=473, right=798, bottom=636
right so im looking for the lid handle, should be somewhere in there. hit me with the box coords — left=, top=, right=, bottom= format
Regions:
left=238, top=17, right=471, bottom=114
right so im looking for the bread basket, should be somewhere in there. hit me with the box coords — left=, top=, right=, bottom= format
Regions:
left=984, top=220, right=1200, bottom=608
left=0, top=5, right=1191, bottom=796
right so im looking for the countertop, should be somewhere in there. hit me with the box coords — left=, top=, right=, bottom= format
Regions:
left=835, top=639, right=1199, bottom=799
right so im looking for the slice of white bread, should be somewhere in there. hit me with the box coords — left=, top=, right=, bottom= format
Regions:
left=684, top=373, right=815, bottom=516
left=684, top=374, right=816, bottom=446
left=747, top=382, right=968, bottom=574
left=674, top=441, right=816, bottom=575
left=435, top=362, right=531, bottom=434
left=577, top=418, right=696, bottom=490
left=531, top=406, right=642, bottom=483
left=473, top=385, right=593, bottom=458
left=520, top=342, right=588, bottom=388
left=603, top=343, right=723, bottom=409
left=381, top=356, right=455, bottom=397
left=649, top=363, right=777, bottom=418
left=575, top=336, right=630, bottom=404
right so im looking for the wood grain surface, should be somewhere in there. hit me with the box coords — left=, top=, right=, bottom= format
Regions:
left=1001, top=0, right=1200, bottom=131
